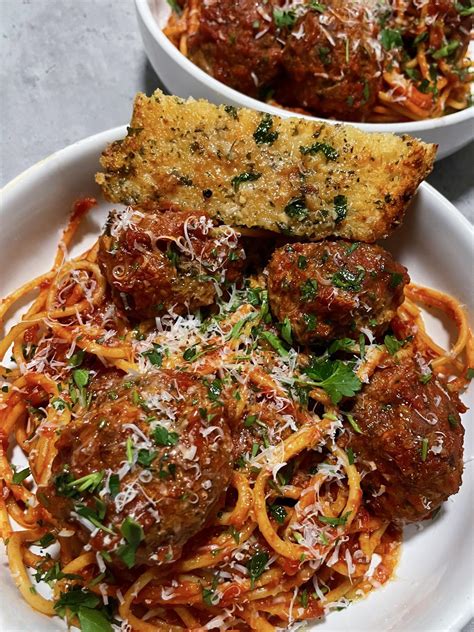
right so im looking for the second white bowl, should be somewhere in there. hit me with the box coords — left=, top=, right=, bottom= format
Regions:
left=135, top=0, right=474, bottom=160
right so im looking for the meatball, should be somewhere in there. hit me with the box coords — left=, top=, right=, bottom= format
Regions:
left=98, top=206, right=245, bottom=320
left=186, top=0, right=283, bottom=98
left=278, top=0, right=383, bottom=120
left=40, top=370, right=233, bottom=565
left=346, top=355, right=465, bottom=523
left=266, top=240, right=409, bottom=345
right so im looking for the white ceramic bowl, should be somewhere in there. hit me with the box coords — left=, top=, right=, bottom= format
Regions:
left=135, top=0, right=474, bottom=161
left=1, top=127, right=473, bottom=631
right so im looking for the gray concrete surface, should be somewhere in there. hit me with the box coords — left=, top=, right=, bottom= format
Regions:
left=1, top=0, right=473, bottom=225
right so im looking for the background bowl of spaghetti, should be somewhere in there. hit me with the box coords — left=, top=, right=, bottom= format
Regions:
left=135, top=0, right=474, bottom=161
left=1, top=125, right=473, bottom=630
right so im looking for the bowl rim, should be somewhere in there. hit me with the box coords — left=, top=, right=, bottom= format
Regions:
left=135, top=0, right=474, bottom=132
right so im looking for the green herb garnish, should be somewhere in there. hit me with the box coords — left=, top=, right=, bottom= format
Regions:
left=300, top=142, right=338, bottom=161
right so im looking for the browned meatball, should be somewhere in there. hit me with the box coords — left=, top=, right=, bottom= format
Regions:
left=278, top=1, right=384, bottom=120
left=346, top=355, right=465, bottom=522
left=187, top=0, right=283, bottom=98
left=39, top=370, right=233, bottom=566
left=98, top=206, right=245, bottom=320
left=267, top=240, right=409, bottom=345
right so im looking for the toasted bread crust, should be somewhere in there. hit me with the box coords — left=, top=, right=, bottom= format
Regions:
left=96, top=91, right=436, bottom=242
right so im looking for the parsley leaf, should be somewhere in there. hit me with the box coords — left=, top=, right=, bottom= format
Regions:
left=455, top=2, right=474, bottom=16
left=390, top=272, right=404, bottom=288
left=232, top=171, right=261, bottom=191
left=380, top=28, right=403, bottom=50
left=304, top=358, right=362, bottom=404
left=141, top=343, right=163, bottom=366
left=328, top=338, right=356, bottom=354
left=334, top=194, right=348, bottom=223
left=269, top=504, right=287, bottom=524
left=273, top=7, right=297, bottom=28
left=247, top=550, right=270, bottom=587
left=78, top=607, right=113, bottom=632
left=310, top=1, right=326, bottom=13
left=285, top=197, right=308, bottom=220
left=137, top=449, right=157, bottom=468
left=300, top=142, right=338, bottom=161
left=73, top=368, right=90, bottom=388
left=12, top=467, right=31, bottom=485
left=253, top=113, right=278, bottom=145
left=109, top=474, right=120, bottom=499
left=54, top=587, right=100, bottom=616
left=384, top=334, right=408, bottom=355
left=116, top=517, right=144, bottom=569
left=300, top=278, right=318, bottom=302
left=153, top=425, right=179, bottom=446
left=332, top=267, right=365, bottom=291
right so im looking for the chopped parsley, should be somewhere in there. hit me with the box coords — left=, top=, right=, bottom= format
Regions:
left=298, top=255, right=307, bottom=269
left=380, top=28, right=403, bottom=50
left=269, top=503, right=287, bottom=524
left=137, top=449, right=157, bottom=468
left=303, top=313, right=317, bottom=331
left=384, top=334, right=409, bottom=356
left=419, top=372, right=432, bottom=384
left=68, top=349, right=85, bottom=367
left=141, top=343, right=163, bottom=366
left=12, top=466, right=31, bottom=485
left=390, top=271, right=404, bottom=288
left=334, top=195, right=348, bottom=224
left=207, top=378, right=223, bottom=402
left=247, top=550, right=270, bottom=587
left=273, top=7, right=297, bottom=28
left=328, top=338, right=356, bottom=354
left=232, top=171, right=261, bottom=191
left=166, top=0, right=182, bottom=15
left=432, top=40, right=460, bottom=59
left=253, top=113, right=278, bottom=145
left=224, top=105, right=238, bottom=118
left=73, top=368, right=90, bottom=388
left=347, top=447, right=355, bottom=465
left=285, top=197, right=308, bottom=220
left=300, top=142, right=338, bottom=161
left=153, top=425, right=179, bottom=447
left=116, top=517, right=144, bottom=569
left=310, top=1, right=326, bottom=12
left=300, top=278, right=318, bottom=302
left=332, top=267, right=365, bottom=291
left=109, top=474, right=120, bottom=498
left=455, top=2, right=474, bottom=16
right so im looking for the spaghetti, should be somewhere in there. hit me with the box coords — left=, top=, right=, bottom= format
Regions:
left=163, top=0, right=473, bottom=123
left=0, top=199, right=472, bottom=631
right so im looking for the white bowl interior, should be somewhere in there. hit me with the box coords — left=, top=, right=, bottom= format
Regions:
left=0, top=128, right=473, bottom=632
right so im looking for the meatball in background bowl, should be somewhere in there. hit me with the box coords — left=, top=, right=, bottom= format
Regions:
left=136, top=0, right=474, bottom=160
